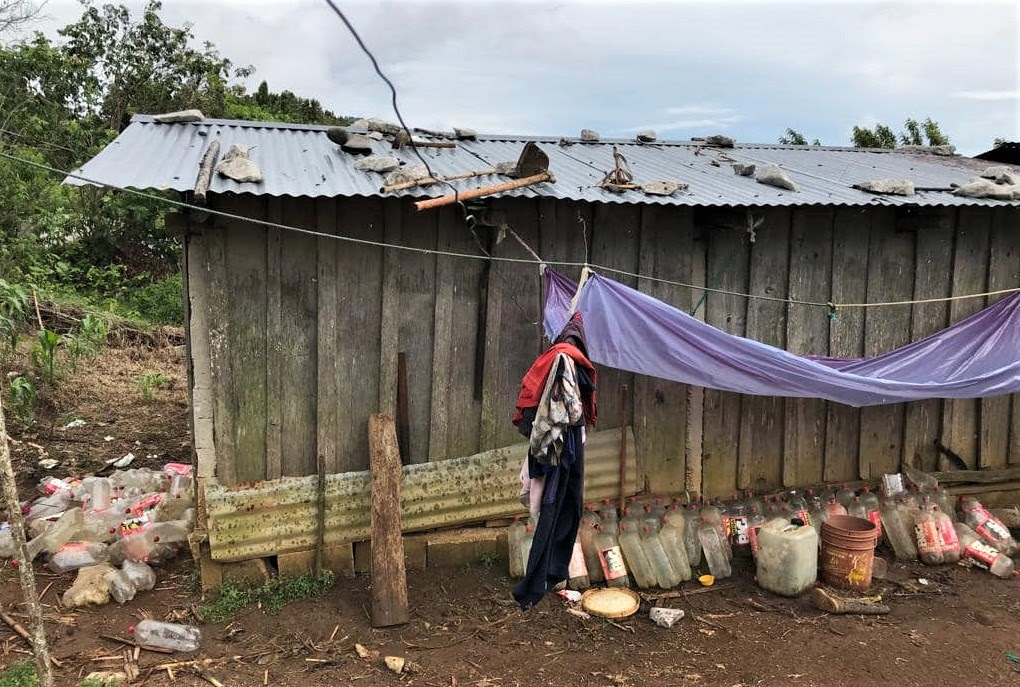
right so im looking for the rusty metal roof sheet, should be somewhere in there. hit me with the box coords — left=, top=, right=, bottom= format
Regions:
left=205, top=428, right=637, bottom=562
left=65, top=115, right=1019, bottom=208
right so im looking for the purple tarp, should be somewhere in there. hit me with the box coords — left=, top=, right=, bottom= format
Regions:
left=544, top=269, right=1020, bottom=407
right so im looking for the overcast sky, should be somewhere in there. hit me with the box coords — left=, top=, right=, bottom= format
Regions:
left=35, top=0, right=1020, bottom=155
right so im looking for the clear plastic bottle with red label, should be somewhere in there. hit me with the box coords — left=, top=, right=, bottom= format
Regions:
left=595, top=524, right=631, bottom=588
left=954, top=522, right=1015, bottom=578
left=567, top=538, right=590, bottom=590
left=960, top=497, right=1018, bottom=555
left=913, top=499, right=944, bottom=565
left=859, top=486, right=882, bottom=537
left=933, top=505, right=960, bottom=564
left=726, top=493, right=750, bottom=550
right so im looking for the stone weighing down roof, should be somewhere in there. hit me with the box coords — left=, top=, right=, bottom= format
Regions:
left=66, top=115, right=1019, bottom=208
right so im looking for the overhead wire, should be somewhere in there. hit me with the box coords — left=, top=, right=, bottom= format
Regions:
left=3, top=151, right=1019, bottom=311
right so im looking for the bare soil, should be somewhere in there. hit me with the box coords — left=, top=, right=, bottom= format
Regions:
left=2, top=343, right=1019, bottom=687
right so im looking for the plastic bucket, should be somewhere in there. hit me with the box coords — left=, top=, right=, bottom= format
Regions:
left=820, top=515, right=878, bottom=591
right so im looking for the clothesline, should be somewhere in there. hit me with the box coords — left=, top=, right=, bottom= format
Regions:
left=3, top=149, right=1018, bottom=310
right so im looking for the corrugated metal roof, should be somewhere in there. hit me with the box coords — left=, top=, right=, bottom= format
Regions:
left=66, top=115, right=1019, bottom=208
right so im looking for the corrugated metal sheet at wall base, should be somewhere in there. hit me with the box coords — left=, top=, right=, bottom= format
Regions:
left=205, top=428, right=637, bottom=562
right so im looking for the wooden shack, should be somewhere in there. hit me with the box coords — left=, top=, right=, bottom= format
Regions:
left=70, top=116, right=1020, bottom=576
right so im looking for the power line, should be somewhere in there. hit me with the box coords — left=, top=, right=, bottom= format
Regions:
left=2, top=149, right=1019, bottom=310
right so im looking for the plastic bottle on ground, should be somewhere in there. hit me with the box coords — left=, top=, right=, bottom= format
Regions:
left=122, top=559, right=156, bottom=591
left=823, top=496, right=847, bottom=519
left=880, top=496, right=918, bottom=560
left=744, top=490, right=763, bottom=517
left=859, top=487, right=882, bottom=537
left=746, top=502, right=766, bottom=560
left=620, top=505, right=641, bottom=533
left=579, top=520, right=604, bottom=584
left=0, top=524, right=14, bottom=558
left=835, top=484, right=857, bottom=509
left=726, top=493, right=750, bottom=551
left=25, top=491, right=75, bottom=523
left=567, top=539, right=590, bottom=591
left=954, top=523, right=1015, bottom=578
left=903, top=464, right=939, bottom=492
left=619, top=521, right=656, bottom=589
left=594, top=524, right=631, bottom=588
left=508, top=517, right=526, bottom=578
left=755, top=517, right=818, bottom=597
left=931, top=487, right=956, bottom=524
left=787, top=491, right=811, bottom=527
left=25, top=508, right=83, bottom=561
left=658, top=517, right=692, bottom=582
left=130, top=620, right=202, bottom=653
left=683, top=504, right=702, bottom=567
left=933, top=505, right=960, bottom=564
left=847, top=496, right=868, bottom=522
left=697, top=516, right=731, bottom=580
left=641, top=523, right=680, bottom=589
left=701, top=498, right=732, bottom=560
left=599, top=499, right=618, bottom=525
left=47, top=541, right=108, bottom=573
left=913, top=500, right=944, bottom=565
left=106, top=568, right=137, bottom=604
left=960, top=497, right=1017, bottom=555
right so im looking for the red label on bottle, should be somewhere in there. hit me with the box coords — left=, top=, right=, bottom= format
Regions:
left=748, top=525, right=761, bottom=560
left=937, top=520, right=960, bottom=555
left=914, top=522, right=940, bottom=555
left=568, top=542, right=588, bottom=579
left=730, top=517, right=749, bottom=546
left=964, top=540, right=999, bottom=569
left=866, top=510, right=882, bottom=537
left=599, top=545, right=628, bottom=581
left=127, top=493, right=163, bottom=517
left=975, top=516, right=1011, bottom=543
left=794, top=509, right=812, bottom=527
left=118, top=515, right=151, bottom=538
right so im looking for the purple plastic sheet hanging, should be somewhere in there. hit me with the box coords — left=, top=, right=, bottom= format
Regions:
left=543, top=270, right=1020, bottom=407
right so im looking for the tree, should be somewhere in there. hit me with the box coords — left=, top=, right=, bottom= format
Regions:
left=778, top=128, right=808, bottom=145
left=853, top=118, right=950, bottom=149
left=0, top=0, right=42, bottom=38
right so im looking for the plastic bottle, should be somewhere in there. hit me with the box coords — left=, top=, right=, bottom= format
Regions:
left=697, top=516, right=731, bottom=579
left=931, top=487, right=956, bottom=524
left=594, top=524, right=631, bottom=588
left=755, top=518, right=818, bottom=596
left=508, top=517, right=526, bottom=578
left=618, top=521, right=656, bottom=589
left=520, top=523, right=535, bottom=572
left=658, top=517, right=692, bottom=582
left=701, top=499, right=732, bottom=560
left=847, top=496, right=868, bottom=522
left=578, top=520, right=604, bottom=584
left=899, top=490, right=920, bottom=520
left=787, top=492, right=811, bottom=527
left=620, top=505, right=641, bottom=533
left=106, top=568, right=137, bottom=604
left=640, top=523, right=680, bottom=589
left=130, top=620, right=201, bottom=653
left=859, top=487, right=882, bottom=537
left=955, top=523, right=1015, bottom=578
left=903, top=464, right=939, bottom=492
left=835, top=484, right=857, bottom=509
left=25, top=491, right=75, bottom=523
left=726, top=494, right=750, bottom=550
left=744, top=490, right=763, bottom=517
left=880, top=496, right=917, bottom=560
left=746, top=503, right=766, bottom=560
left=0, top=524, right=14, bottom=558
left=682, top=504, right=702, bottom=567
left=913, top=500, right=944, bottom=565
left=110, top=469, right=165, bottom=493
left=960, top=497, right=1017, bottom=555
left=933, top=505, right=960, bottom=564
left=599, top=499, right=618, bottom=526
left=567, top=539, right=590, bottom=591
left=122, top=559, right=156, bottom=591
left=823, top=496, right=847, bottom=519
left=25, top=508, right=83, bottom=561
left=47, top=541, right=108, bottom=573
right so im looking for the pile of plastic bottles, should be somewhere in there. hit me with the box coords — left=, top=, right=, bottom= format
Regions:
left=0, top=463, right=196, bottom=603
left=506, top=467, right=1018, bottom=593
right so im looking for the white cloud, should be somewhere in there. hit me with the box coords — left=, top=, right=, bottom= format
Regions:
left=621, top=115, right=745, bottom=134
left=952, top=90, right=1020, bottom=101
left=665, top=105, right=738, bottom=116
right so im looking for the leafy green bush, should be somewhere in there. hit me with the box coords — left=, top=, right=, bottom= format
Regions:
left=7, top=377, right=37, bottom=424
left=0, top=660, right=36, bottom=687
left=121, top=274, right=183, bottom=325
left=30, top=329, right=61, bottom=384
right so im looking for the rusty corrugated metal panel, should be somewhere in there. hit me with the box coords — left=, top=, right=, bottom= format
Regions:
left=64, top=115, right=1019, bottom=208
left=205, top=429, right=637, bottom=562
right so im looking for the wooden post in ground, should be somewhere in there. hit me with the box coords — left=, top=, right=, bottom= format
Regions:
left=0, top=397, right=55, bottom=685
left=368, top=414, right=409, bottom=627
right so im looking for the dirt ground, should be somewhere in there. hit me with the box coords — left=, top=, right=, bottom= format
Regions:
left=2, top=343, right=1019, bottom=687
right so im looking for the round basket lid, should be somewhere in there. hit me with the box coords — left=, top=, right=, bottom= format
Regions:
left=580, top=587, right=641, bottom=619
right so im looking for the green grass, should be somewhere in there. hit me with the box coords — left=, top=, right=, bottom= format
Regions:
left=77, top=678, right=119, bottom=687
left=0, top=661, right=35, bottom=687
left=199, top=572, right=335, bottom=623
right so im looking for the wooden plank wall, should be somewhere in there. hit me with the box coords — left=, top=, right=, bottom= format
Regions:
left=194, top=195, right=1018, bottom=497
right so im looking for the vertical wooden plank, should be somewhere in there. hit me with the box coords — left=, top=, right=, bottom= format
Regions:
left=222, top=194, right=268, bottom=483
left=379, top=202, right=401, bottom=415
left=783, top=208, right=833, bottom=487
left=686, top=234, right=707, bottom=496
left=981, top=208, right=1019, bottom=468
left=589, top=203, right=641, bottom=431
left=316, top=198, right=340, bottom=476
left=275, top=197, right=318, bottom=478
left=429, top=210, right=456, bottom=462
left=396, top=201, right=438, bottom=464
left=540, top=199, right=590, bottom=285
left=902, top=208, right=953, bottom=472
left=702, top=216, right=750, bottom=497
left=825, top=208, right=870, bottom=484
left=185, top=226, right=219, bottom=484
left=264, top=199, right=283, bottom=479
left=369, top=414, right=409, bottom=627
left=634, top=205, right=693, bottom=494
left=941, top=208, right=990, bottom=468
left=479, top=199, right=545, bottom=451
left=204, top=211, right=236, bottom=485
left=335, top=198, right=385, bottom=472
left=859, top=209, right=914, bottom=480
left=738, top=208, right=790, bottom=492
